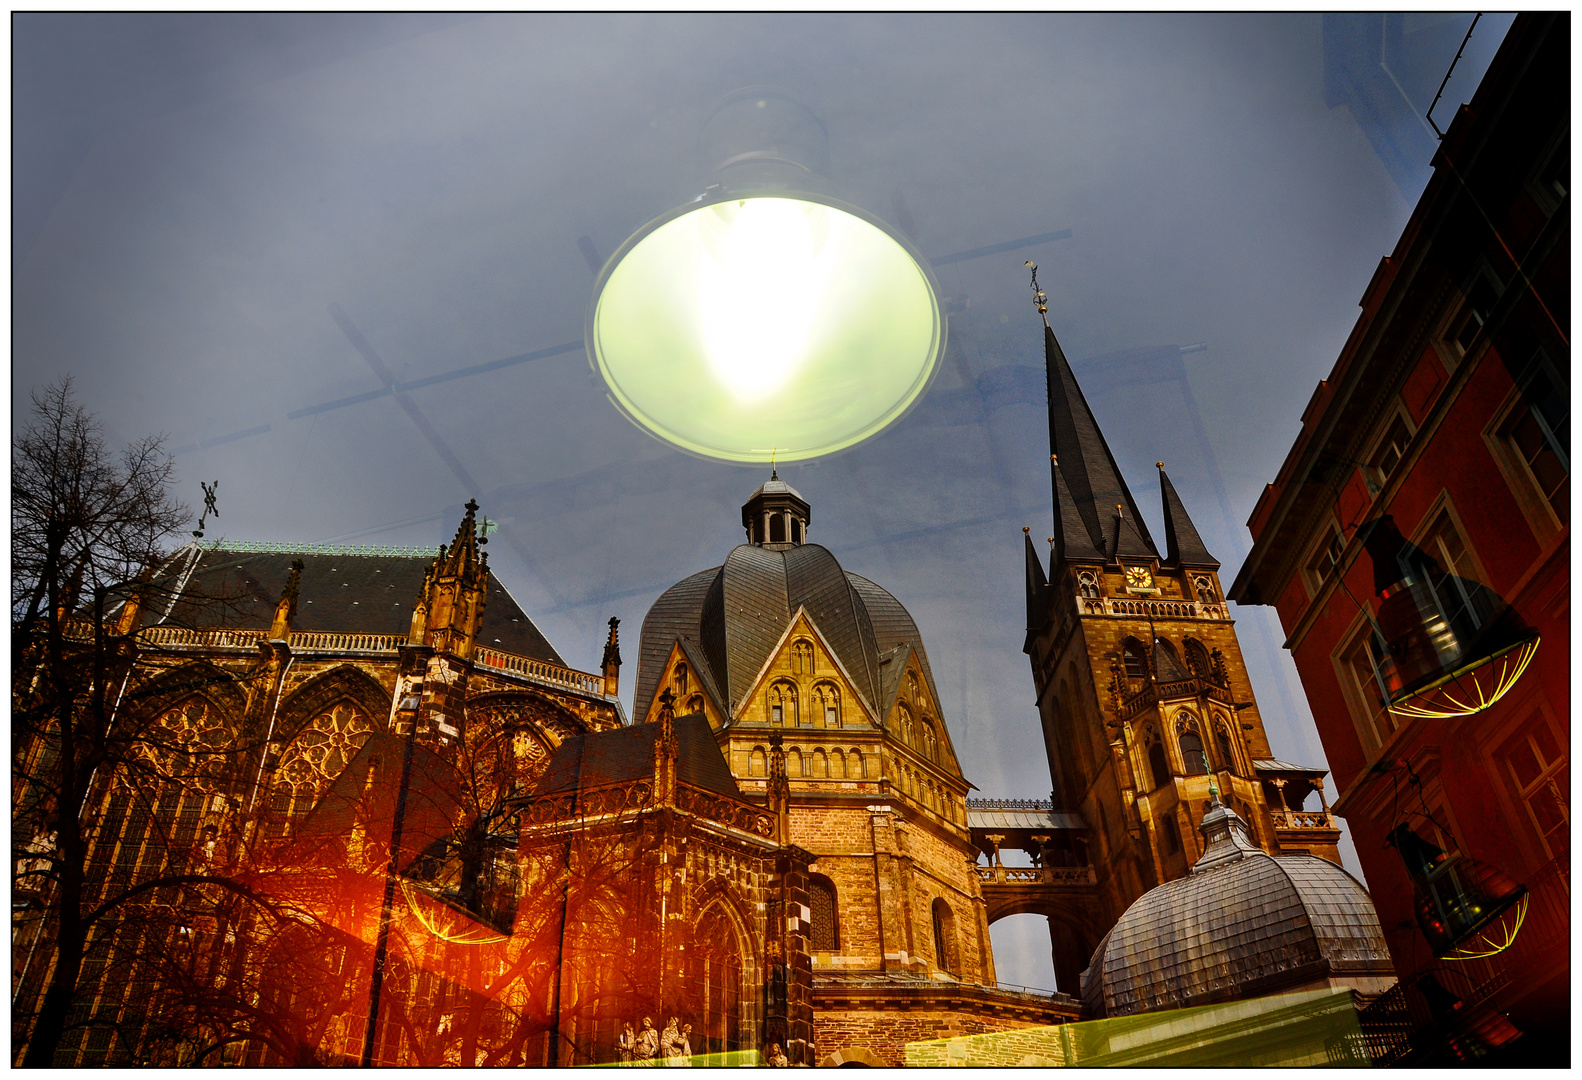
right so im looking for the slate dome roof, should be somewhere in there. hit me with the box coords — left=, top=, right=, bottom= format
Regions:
left=635, top=532, right=958, bottom=775
left=1081, top=799, right=1392, bottom=1018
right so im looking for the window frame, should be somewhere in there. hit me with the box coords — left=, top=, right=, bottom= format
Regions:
left=1483, top=348, right=1569, bottom=543
left=1361, top=405, right=1417, bottom=497
left=1300, top=517, right=1347, bottom=599
left=1438, top=258, right=1507, bottom=368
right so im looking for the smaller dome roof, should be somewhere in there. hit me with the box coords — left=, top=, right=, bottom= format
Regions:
left=1082, top=799, right=1392, bottom=1018
left=747, top=472, right=804, bottom=503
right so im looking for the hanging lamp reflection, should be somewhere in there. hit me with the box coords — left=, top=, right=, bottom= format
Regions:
left=589, top=193, right=943, bottom=463
left=588, top=89, right=943, bottom=464
left=1354, top=515, right=1540, bottom=721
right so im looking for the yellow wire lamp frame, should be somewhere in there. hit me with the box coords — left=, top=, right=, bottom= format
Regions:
left=1443, top=891, right=1530, bottom=961
left=1385, top=633, right=1541, bottom=722
left=399, top=879, right=509, bottom=946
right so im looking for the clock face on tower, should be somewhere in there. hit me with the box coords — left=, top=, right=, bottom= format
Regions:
left=1125, top=565, right=1155, bottom=590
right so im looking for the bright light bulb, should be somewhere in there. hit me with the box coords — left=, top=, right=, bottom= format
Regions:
left=698, top=199, right=828, bottom=402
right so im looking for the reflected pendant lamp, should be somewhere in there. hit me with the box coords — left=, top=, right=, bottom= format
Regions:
left=587, top=93, right=945, bottom=464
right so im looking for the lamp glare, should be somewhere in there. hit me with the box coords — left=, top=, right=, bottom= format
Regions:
left=589, top=195, right=944, bottom=463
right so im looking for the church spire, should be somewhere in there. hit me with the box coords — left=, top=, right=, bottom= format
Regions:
left=1023, top=527, right=1049, bottom=635
left=1157, top=463, right=1219, bottom=569
left=1052, top=455, right=1104, bottom=565
left=1032, top=270, right=1157, bottom=562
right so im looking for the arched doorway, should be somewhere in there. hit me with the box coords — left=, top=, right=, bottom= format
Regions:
left=694, top=905, right=743, bottom=1055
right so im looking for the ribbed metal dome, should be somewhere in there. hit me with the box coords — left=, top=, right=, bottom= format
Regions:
left=1081, top=800, right=1392, bottom=1018
left=635, top=539, right=959, bottom=774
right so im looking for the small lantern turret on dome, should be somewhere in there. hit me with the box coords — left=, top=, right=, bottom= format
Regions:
left=741, top=468, right=811, bottom=548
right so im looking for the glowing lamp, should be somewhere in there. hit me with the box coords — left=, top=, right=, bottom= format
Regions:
left=588, top=192, right=944, bottom=462
left=1387, top=823, right=1528, bottom=960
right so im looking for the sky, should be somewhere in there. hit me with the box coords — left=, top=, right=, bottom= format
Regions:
left=13, top=12, right=1514, bottom=992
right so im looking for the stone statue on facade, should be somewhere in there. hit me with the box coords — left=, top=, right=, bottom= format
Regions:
left=765, top=1042, right=790, bottom=1067
left=660, top=1016, right=688, bottom=1065
left=635, top=1017, right=659, bottom=1062
left=616, top=1022, right=636, bottom=1063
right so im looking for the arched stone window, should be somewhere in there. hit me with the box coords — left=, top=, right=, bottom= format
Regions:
left=896, top=704, right=914, bottom=746
left=1122, top=638, right=1150, bottom=682
left=1178, top=714, right=1208, bottom=776
left=1194, top=575, right=1218, bottom=605
left=830, top=749, right=845, bottom=779
left=1184, top=638, right=1213, bottom=679
left=808, top=874, right=839, bottom=951
left=1077, top=570, right=1100, bottom=599
left=813, top=749, right=829, bottom=778
left=1214, top=723, right=1235, bottom=772
left=849, top=748, right=866, bottom=779
left=770, top=515, right=787, bottom=543
left=687, top=694, right=705, bottom=718
left=673, top=662, right=689, bottom=698
left=749, top=747, right=767, bottom=778
left=931, top=898, right=958, bottom=974
left=696, top=905, right=744, bottom=1055
left=786, top=750, right=803, bottom=777
left=1144, top=728, right=1170, bottom=791
left=791, top=640, right=814, bottom=675
left=920, top=717, right=939, bottom=763
left=1160, top=813, right=1181, bottom=855
left=769, top=681, right=797, bottom=726
left=813, top=683, right=841, bottom=728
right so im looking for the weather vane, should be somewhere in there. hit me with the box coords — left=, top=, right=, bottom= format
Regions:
left=1025, top=261, right=1049, bottom=327
left=192, top=480, right=219, bottom=539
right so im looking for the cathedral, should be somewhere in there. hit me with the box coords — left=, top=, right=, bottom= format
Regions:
left=14, top=313, right=1392, bottom=1068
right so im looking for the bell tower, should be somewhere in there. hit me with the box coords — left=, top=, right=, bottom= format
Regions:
left=1020, top=268, right=1297, bottom=949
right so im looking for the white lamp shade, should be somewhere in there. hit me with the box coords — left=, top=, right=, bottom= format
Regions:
left=588, top=194, right=944, bottom=463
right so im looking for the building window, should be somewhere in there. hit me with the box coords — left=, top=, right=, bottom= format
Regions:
left=1365, top=413, right=1414, bottom=494
left=769, top=682, right=797, bottom=726
left=1077, top=571, right=1100, bottom=599
left=814, top=683, right=840, bottom=728
left=1122, top=639, right=1150, bottom=682
left=1160, top=814, right=1181, bottom=855
left=1498, top=718, right=1569, bottom=863
left=1179, top=729, right=1208, bottom=776
left=1302, top=521, right=1346, bottom=597
left=808, top=876, right=839, bottom=950
left=1194, top=575, right=1217, bottom=605
left=1339, top=625, right=1394, bottom=747
left=920, top=717, right=939, bottom=763
left=1145, top=731, right=1170, bottom=791
left=1214, top=725, right=1235, bottom=772
left=673, top=662, right=689, bottom=698
left=769, top=515, right=787, bottom=543
left=1447, top=263, right=1504, bottom=360
left=687, top=694, right=704, bottom=718
left=1410, top=509, right=1493, bottom=661
left=791, top=518, right=803, bottom=544
left=930, top=898, right=957, bottom=974
left=1185, top=638, right=1212, bottom=679
left=791, top=640, right=815, bottom=675
left=1502, top=354, right=1569, bottom=524
left=696, top=906, right=743, bottom=1055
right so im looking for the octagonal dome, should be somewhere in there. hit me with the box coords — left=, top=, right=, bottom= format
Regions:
left=1081, top=799, right=1393, bottom=1018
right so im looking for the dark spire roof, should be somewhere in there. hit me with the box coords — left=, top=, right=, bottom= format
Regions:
left=1052, top=456, right=1104, bottom=564
left=1042, top=324, right=1157, bottom=560
left=532, top=714, right=739, bottom=800
left=1023, top=528, right=1049, bottom=634
left=1157, top=464, right=1219, bottom=569
left=1105, top=502, right=1154, bottom=565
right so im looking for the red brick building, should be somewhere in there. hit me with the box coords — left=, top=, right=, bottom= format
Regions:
left=1230, top=14, right=1567, bottom=1065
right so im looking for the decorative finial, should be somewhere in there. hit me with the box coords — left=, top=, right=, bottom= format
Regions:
left=464, top=498, right=479, bottom=515
left=1156, top=461, right=1165, bottom=470
left=1022, top=526, right=1030, bottom=534
left=1047, top=537, right=1055, bottom=545
left=1026, top=262, right=1050, bottom=327
left=1050, top=453, right=1058, bottom=463
left=193, top=479, right=220, bottom=538
left=1116, top=503, right=1124, bottom=517
left=770, top=449, right=778, bottom=481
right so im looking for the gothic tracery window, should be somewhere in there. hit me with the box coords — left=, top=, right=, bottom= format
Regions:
left=808, top=875, right=839, bottom=950
left=769, top=682, right=797, bottom=726
left=1185, top=638, right=1213, bottom=679
left=1144, top=728, right=1170, bottom=791
left=1195, top=575, right=1217, bottom=605
left=813, top=683, right=841, bottom=728
left=1177, top=715, right=1208, bottom=776
left=696, top=906, right=743, bottom=1055
left=1078, top=571, right=1100, bottom=599
left=1214, top=723, right=1235, bottom=772
left=673, top=662, right=689, bottom=698
left=791, top=640, right=815, bottom=675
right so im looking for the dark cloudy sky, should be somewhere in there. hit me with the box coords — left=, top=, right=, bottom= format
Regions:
left=14, top=12, right=1512, bottom=990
